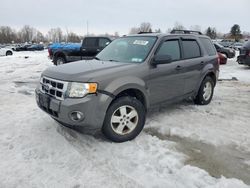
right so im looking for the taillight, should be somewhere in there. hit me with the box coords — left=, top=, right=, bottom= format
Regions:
left=48, top=48, right=52, bottom=56
left=217, top=54, right=220, bottom=65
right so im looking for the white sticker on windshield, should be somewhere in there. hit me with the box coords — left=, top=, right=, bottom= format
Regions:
left=133, top=40, right=149, bottom=45
left=131, top=58, right=143, bottom=62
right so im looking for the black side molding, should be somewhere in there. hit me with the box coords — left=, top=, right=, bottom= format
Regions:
left=97, top=90, right=115, bottom=99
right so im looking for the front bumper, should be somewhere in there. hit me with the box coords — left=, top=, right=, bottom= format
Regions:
left=35, top=88, right=112, bottom=129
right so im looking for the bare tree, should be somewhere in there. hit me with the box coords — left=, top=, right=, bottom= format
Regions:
left=139, top=22, right=152, bottom=32
left=0, top=26, right=17, bottom=43
left=129, top=22, right=152, bottom=34
left=129, top=27, right=140, bottom=34
left=67, top=32, right=80, bottom=42
left=35, top=31, right=45, bottom=43
left=47, top=28, right=63, bottom=43
left=19, top=25, right=36, bottom=43
left=173, top=22, right=186, bottom=30
left=154, top=28, right=161, bottom=33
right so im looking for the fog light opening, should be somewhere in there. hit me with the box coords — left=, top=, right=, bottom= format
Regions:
left=70, top=111, right=84, bottom=122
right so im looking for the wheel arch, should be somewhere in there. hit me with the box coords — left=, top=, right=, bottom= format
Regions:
left=114, top=88, right=148, bottom=110
left=195, top=70, right=217, bottom=95
left=53, top=51, right=67, bottom=61
left=6, top=50, right=13, bottom=56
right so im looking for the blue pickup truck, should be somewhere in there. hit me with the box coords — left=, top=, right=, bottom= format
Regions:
left=48, top=37, right=111, bottom=65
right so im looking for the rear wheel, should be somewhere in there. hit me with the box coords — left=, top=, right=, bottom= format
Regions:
left=194, top=76, right=214, bottom=105
left=6, top=51, right=13, bottom=56
left=102, top=96, right=146, bottom=142
left=55, top=56, right=66, bottom=65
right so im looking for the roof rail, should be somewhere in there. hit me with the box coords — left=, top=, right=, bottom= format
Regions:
left=170, top=30, right=202, bottom=35
left=137, top=31, right=153, bottom=34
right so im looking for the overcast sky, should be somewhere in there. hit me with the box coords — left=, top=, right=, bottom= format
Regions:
left=0, top=0, right=249, bottom=35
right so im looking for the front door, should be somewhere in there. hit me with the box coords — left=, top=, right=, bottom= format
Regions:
left=148, top=38, right=186, bottom=105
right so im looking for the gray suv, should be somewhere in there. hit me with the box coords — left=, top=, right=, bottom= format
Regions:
left=36, top=30, right=219, bottom=142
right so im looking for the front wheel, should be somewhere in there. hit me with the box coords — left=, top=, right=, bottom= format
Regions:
left=102, top=96, right=146, bottom=142
left=194, top=76, right=214, bottom=105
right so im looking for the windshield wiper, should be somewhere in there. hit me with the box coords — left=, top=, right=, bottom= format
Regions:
left=94, top=57, right=101, bottom=60
left=107, top=59, right=119, bottom=62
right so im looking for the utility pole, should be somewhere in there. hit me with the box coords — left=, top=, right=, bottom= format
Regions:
left=87, top=21, right=89, bottom=36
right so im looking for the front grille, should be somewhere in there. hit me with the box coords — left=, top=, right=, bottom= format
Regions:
left=40, top=76, right=68, bottom=100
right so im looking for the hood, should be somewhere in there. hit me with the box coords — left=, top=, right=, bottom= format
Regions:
left=42, top=59, right=137, bottom=82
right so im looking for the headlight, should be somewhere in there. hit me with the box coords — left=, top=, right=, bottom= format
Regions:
left=68, top=82, right=97, bottom=98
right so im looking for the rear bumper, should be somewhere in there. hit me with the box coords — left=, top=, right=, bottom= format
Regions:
left=237, top=55, right=250, bottom=65
left=35, top=88, right=112, bottom=129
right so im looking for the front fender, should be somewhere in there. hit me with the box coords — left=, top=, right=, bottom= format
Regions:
left=102, top=76, right=149, bottom=109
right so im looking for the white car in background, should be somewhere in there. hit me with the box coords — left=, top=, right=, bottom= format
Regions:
left=0, top=47, right=13, bottom=56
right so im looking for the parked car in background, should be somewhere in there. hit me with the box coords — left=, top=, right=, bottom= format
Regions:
left=237, top=40, right=250, bottom=66
left=15, top=44, right=32, bottom=51
left=213, top=42, right=235, bottom=58
left=27, top=44, right=44, bottom=51
left=48, top=36, right=111, bottom=65
left=0, top=47, right=13, bottom=56
left=219, top=39, right=234, bottom=47
left=218, top=52, right=227, bottom=64
left=229, top=42, right=243, bottom=50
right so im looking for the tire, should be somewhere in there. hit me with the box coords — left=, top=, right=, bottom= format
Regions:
left=55, top=56, right=66, bottom=65
left=102, top=96, right=146, bottom=142
left=6, top=51, right=13, bottom=56
left=194, top=76, right=214, bottom=105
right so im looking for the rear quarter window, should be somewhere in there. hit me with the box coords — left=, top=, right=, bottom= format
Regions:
left=199, top=38, right=217, bottom=56
left=182, top=40, right=201, bottom=59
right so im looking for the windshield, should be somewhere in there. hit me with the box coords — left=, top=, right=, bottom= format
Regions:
left=215, top=42, right=224, bottom=48
left=96, top=36, right=157, bottom=63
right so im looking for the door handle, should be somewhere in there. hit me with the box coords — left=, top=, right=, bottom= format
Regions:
left=97, top=49, right=100, bottom=52
left=175, top=65, right=182, bottom=70
left=200, top=61, right=205, bottom=66
left=82, top=48, right=86, bottom=51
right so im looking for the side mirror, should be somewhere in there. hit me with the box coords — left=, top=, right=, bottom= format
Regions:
left=105, top=42, right=110, bottom=46
left=152, top=54, right=172, bottom=65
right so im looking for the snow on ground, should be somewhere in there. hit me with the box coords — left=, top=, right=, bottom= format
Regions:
left=0, top=51, right=249, bottom=188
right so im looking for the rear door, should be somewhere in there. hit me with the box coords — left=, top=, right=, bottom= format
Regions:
left=179, top=37, right=204, bottom=94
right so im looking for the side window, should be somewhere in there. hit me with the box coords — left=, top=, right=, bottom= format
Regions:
left=199, top=38, right=217, bottom=56
left=156, top=40, right=181, bottom=61
left=99, top=38, right=110, bottom=48
left=182, top=40, right=201, bottom=59
left=84, top=38, right=97, bottom=47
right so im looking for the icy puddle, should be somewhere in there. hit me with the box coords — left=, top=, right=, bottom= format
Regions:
left=145, top=127, right=250, bottom=185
